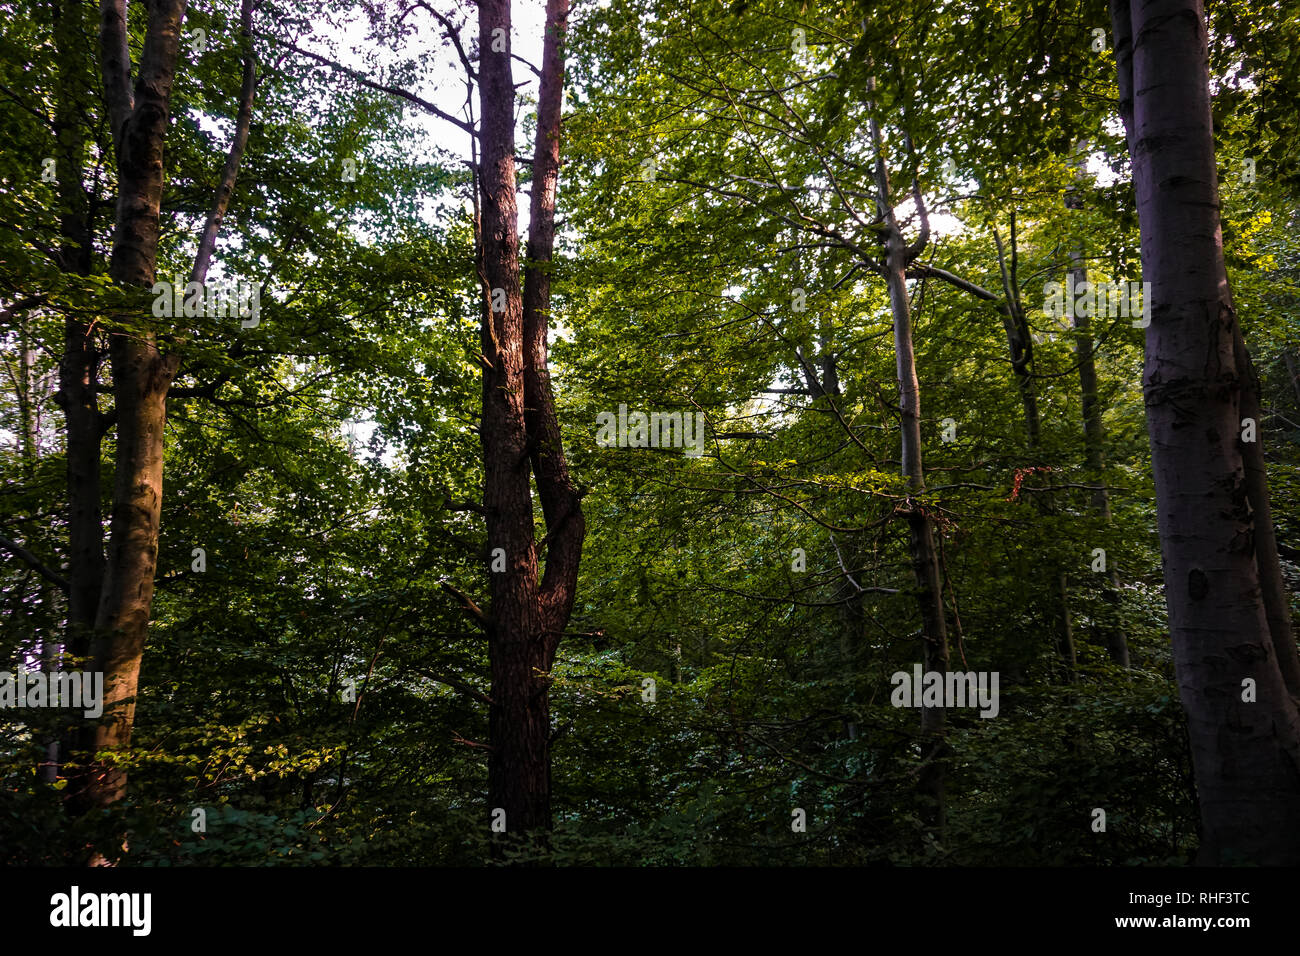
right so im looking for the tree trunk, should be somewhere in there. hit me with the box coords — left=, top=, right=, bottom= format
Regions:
left=475, top=0, right=582, bottom=842
left=79, top=0, right=188, bottom=811
left=523, top=0, right=583, bottom=667
left=477, top=0, right=552, bottom=839
left=867, top=102, right=950, bottom=835
left=1233, top=330, right=1300, bottom=698
left=1066, top=147, right=1130, bottom=669
left=1110, top=0, right=1300, bottom=864
left=51, top=0, right=103, bottom=655
left=50, top=0, right=105, bottom=798
left=992, top=223, right=1040, bottom=447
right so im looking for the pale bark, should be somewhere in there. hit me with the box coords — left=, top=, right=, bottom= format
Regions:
left=1066, top=146, right=1130, bottom=669
left=867, top=97, right=949, bottom=834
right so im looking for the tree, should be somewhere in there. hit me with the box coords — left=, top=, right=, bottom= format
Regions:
left=474, top=0, right=584, bottom=838
left=76, top=0, right=259, bottom=812
left=1109, top=0, right=1300, bottom=864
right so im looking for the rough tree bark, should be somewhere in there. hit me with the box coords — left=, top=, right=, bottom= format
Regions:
left=1110, top=0, right=1300, bottom=864
left=70, top=0, right=258, bottom=814
left=522, top=0, right=583, bottom=677
left=476, top=0, right=582, bottom=839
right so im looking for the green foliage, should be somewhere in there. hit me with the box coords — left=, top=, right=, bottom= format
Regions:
left=2, top=0, right=1298, bottom=866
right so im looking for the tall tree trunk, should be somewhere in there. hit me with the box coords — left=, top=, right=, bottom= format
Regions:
left=867, top=102, right=950, bottom=835
left=72, top=0, right=256, bottom=814
left=80, top=0, right=188, bottom=811
left=1066, top=146, right=1130, bottom=669
left=523, top=0, right=583, bottom=672
left=478, top=0, right=546, bottom=837
left=1110, top=0, right=1300, bottom=864
left=1234, top=331, right=1300, bottom=698
left=51, top=0, right=103, bottom=655
left=476, top=0, right=582, bottom=841
left=50, top=0, right=106, bottom=797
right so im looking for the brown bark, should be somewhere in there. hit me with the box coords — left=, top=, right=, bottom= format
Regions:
left=1111, top=0, right=1300, bottom=864
left=523, top=0, right=582, bottom=662
left=476, top=0, right=583, bottom=840
left=80, top=0, right=188, bottom=810
left=70, top=0, right=258, bottom=813
left=478, top=0, right=545, bottom=837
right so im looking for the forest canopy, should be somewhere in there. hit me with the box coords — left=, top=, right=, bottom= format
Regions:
left=2, top=0, right=1299, bottom=868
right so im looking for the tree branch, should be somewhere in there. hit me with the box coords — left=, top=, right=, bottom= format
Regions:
left=439, top=579, right=493, bottom=629
left=0, top=534, right=69, bottom=591
left=191, top=0, right=259, bottom=286
left=256, top=31, right=477, bottom=136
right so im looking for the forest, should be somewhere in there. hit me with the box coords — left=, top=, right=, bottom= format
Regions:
left=1, top=0, right=1299, bottom=870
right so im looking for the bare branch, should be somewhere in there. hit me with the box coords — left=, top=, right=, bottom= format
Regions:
left=0, top=534, right=69, bottom=591
left=191, top=0, right=260, bottom=286
left=439, top=579, right=493, bottom=629
left=257, top=31, right=477, bottom=136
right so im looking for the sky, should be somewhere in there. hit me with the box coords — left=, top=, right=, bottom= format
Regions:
left=285, top=1, right=551, bottom=458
